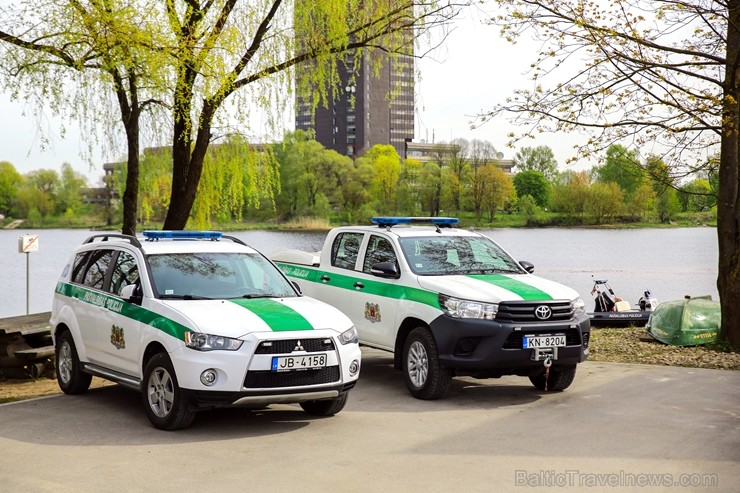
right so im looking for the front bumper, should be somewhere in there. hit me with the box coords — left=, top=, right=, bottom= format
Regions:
left=169, top=331, right=361, bottom=408
left=428, top=314, right=590, bottom=377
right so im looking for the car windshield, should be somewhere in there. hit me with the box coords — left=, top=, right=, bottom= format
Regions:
left=398, top=236, right=524, bottom=276
left=148, top=252, right=296, bottom=300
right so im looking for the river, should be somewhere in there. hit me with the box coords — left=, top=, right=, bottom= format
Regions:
left=0, top=227, right=718, bottom=319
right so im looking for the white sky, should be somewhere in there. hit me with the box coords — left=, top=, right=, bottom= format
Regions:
left=0, top=4, right=590, bottom=184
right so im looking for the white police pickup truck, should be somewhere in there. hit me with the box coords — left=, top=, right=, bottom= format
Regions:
left=50, top=231, right=361, bottom=430
left=272, top=217, right=590, bottom=399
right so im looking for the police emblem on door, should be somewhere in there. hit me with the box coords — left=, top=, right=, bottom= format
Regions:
left=111, top=325, right=126, bottom=350
left=364, top=302, right=381, bottom=323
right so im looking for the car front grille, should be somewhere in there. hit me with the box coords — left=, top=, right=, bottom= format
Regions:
left=496, top=300, right=574, bottom=322
left=244, top=367, right=340, bottom=389
left=254, top=338, right=336, bottom=354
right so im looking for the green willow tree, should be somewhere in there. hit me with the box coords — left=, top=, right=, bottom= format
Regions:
left=488, top=0, right=740, bottom=347
left=0, top=0, right=167, bottom=236
left=1, top=1, right=464, bottom=233
left=156, top=0, right=464, bottom=230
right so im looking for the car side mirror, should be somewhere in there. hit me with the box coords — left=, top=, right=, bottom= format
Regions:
left=120, top=284, right=142, bottom=304
left=519, top=260, right=535, bottom=273
left=291, top=280, right=303, bottom=295
left=371, top=261, right=400, bottom=279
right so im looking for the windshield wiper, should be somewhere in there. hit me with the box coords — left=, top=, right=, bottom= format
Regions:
left=159, top=294, right=213, bottom=300
left=237, top=293, right=282, bottom=299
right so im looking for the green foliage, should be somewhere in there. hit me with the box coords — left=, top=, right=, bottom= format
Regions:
left=657, top=187, right=681, bottom=223
left=479, top=164, right=515, bottom=221
left=629, top=182, right=656, bottom=219
left=0, top=161, right=22, bottom=215
left=418, top=162, right=442, bottom=216
left=518, top=194, right=539, bottom=220
left=396, top=158, right=423, bottom=215
left=594, top=144, right=644, bottom=197
left=513, top=170, right=550, bottom=208
left=57, top=163, right=87, bottom=215
left=26, top=207, right=42, bottom=226
left=586, top=182, right=624, bottom=224
left=679, top=179, right=716, bottom=212
left=191, top=136, right=280, bottom=230
left=361, top=145, right=401, bottom=214
left=550, top=170, right=590, bottom=216
left=513, top=146, right=558, bottom=181
left=274, top=130, right=352, bottom=220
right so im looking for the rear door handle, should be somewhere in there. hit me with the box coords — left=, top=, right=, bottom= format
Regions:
left=320, top=275, right=330, bottom=283
left=354, top=282, right=364, bottom=290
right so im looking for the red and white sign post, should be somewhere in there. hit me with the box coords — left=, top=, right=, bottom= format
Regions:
left=18, top=235, right=40, bottom=314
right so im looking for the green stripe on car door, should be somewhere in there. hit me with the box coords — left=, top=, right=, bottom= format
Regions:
left=55, top=282, right=190, bottom=340
left=282, top=266, right=439, bottom=308
left=230, top=298, right=314, bottom=331
left=467, top=274, right=553, bottom=300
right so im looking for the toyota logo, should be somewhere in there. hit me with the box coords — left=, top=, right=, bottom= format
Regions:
left=534, top=305, right=552, bottom=320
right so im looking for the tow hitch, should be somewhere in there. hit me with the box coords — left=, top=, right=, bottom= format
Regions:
left=531, top=347, right=558, bottom=391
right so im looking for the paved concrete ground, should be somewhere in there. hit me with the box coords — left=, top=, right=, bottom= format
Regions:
left=1, top=348, right=738, bottom=493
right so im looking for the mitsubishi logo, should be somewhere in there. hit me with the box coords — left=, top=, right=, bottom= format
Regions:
left=294, top=340, right=305, bottom=352
left=534, top=305, right=552, bottom=320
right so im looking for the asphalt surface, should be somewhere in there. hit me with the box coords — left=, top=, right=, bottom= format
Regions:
left=1, top=348, right=738, bottom=493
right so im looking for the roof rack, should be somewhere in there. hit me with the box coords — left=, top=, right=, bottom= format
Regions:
left=371, top=217, right=459, bottom=228
left=83, top=233, right=142, bottom=248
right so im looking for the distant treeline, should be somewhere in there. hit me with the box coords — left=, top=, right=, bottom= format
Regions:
left=0, top=131, right=717, bottom=229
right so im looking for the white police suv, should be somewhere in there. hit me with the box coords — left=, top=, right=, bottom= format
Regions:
left=50, top=231, right=361, bottom=430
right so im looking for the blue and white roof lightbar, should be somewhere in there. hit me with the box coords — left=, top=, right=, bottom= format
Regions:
left=142, top=230, right=223, bottom=241
left=371, top=217, right=459, bottom=228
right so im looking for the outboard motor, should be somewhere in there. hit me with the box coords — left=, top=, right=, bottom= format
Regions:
left=639, top=290, right=658, bottom=311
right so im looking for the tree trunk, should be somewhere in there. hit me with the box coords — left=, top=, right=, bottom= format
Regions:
left=163, top=106, right=215, bottom=230
left=719, top=0, right=740, bottom=349
left=121, top=116, right=140, bottom=236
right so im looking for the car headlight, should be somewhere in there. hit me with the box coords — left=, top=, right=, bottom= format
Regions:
left=439, top=294, right=498, bottom=320
left=185, top=331, right=243, bottom=351
left=338, top=326, right=358, bottom=345
left=573, top=297, right=586, bottom=316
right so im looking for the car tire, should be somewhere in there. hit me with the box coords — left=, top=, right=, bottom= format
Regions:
left=142, top=352, right=196, bottom=430
left=300, top=392, right=349, bottom=416
left=56, top=330, right=92, bottom=394
left=403, top=327, right=451, bottom=400
left=529, top=366, right=577, bottom=391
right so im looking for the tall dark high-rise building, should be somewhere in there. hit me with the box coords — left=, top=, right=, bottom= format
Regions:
left=295, top=48, right=415, bottom=159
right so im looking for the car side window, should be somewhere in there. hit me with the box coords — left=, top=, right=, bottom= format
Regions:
left=363, top=235, right=397, bottom=273
left=331, top=233, right=363, bottom=270
left=82, top=249, right=114, bottom=290
left=71, top=252, right=91, bottom=284
left=110, top=251, right=140, bottom=296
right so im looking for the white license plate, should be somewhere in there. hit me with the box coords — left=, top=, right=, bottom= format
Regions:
left=271, top=353, right=327, bottom=372
left=523, top=334, right=566, bottom=349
